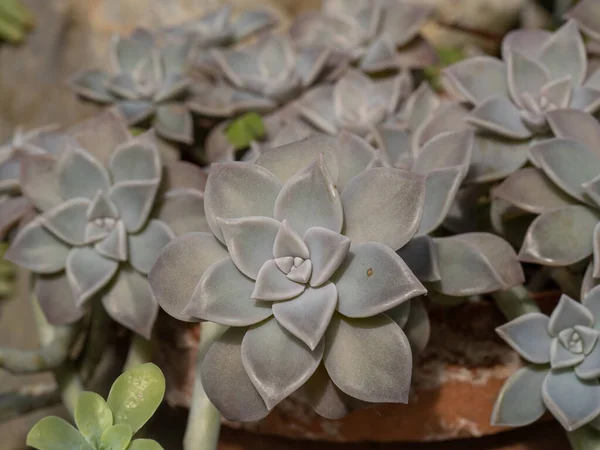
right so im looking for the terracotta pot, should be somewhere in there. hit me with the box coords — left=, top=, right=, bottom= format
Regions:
left=154, top=292, right=561, bottom=443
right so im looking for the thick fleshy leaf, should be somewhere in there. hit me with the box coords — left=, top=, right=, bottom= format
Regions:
left=359, top=39, right=396, bottom=73
left=548, top=295, right=594, bottom=336
left=26, top=416, right=93, bottom=450
left=35, top=273, right=85, bottom=325
left=403, top=82, right=440, bottom=131
left=87, top=191, right=119, bottom=221
left=204, top=162, right=282, bottom=242
left=519, top=206, right=600, bottom=266
left=496, top=313, right=552, bottom=364
left=189, top=82, right=276, bottom=117
left=295, top=84, right=339, bottom=135
left=185, top=257, right=272, bottom=326
left=550, top=339, right=585, bottom=369
left=115, top=101, right=155, bottom=126
left=154, top=189, right=208, bottom=236
left=304, top=227, right=350, bottom=287
left=242, top=318, right=323, bottom=410
left=433, top=233, right=525, bottom=296
left=128, top=220, right=173, bottom=274
left=546, top=109, right=600, bottom=159
left=127, top=439, right=164, bottom=450
left=161, top=161, right=207, bottom=193
left=566, top=0, right=600, bottom=42
left=416, top=167, right=464, bottom=236
left=94, top=220, right=128, bottom=262
left=274, top=154, right=342, bottom=236
left=149, top=232, right=228, bottom=322
left=507, top=51, right=549, bottom=106
left=201, top=327, right=269, bottom=422
left=576, top=339, right=600, bottom=380
left=413, top=102, right=471, bottom=151
left=300, top=364, right=360, bottom=419
left=569, top=86, right=600, bottom=113
left=109, top=181, right=159, bottom=233
left=582, top=263, right=600, bottom=300
left=154, top=104, right=193, bottom=144
left=467, top=96, right=532, bottom=139
left=218, top=216, right=280, bottom=280
left=68, top=69, right=115, bottom=103
left=397, top=235, right=440, bottom=282
left=5, top=218, right=69, bottom=273
left=251, top=259, right=305, bottom=301
left=541, top=77, right=572, bottom=109
left=233, top=9, right=277, bottom=40
left=66, top=247, right=118, bottom=306
left=19, top=153, right=62, bottom=212
left=256, top=135, right=338, bottom=184
left=584, top=175, right=600, bottom=209
left=442, top=57, right=508, bottom=104
left=491, top=365, right=549, bottom=427
left=412, top=130, right=473, bottom=175
left=531, top=138, right=600, bottom=204
left=273, top=220, right=309, bottom=259
left=402, top=297, right=430, bottom=353
left=99, top=424, right=132, bottom=450
left=372, top=125, right=412, bottom=169
left=75, top=392, right=113, bottom=448
left=538, top=20, right=587, bottom=87
left=542, top=370, right=600, bottom=431
left=501, top=29, right=551, bottom=61
left=108, top=73, right=139, bottom=100
left=107, top=363, right=165, bottom=434
left=494, top=167, right=574, bottom=214
left=333, top=242, right=425, bottom=318
left=583, top=285, right=600, bottom=326
left=272, top=283, right=337, bottom=350
left=0, top=196, right=30, bottom=238
left=324, top=313, right=412, bottom=403
left=111, top=29, right=154, bottom=73
left=341, top=167, right=425, bottom=250
left=109, top=138, right=161, bottom=184
left=379, top=1, right=431, bottom=46
left=57, top=147, right=111, bottom=201
left=334, top=132, right=377, bottom=189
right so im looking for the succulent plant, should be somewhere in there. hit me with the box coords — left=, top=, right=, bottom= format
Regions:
left=149, top=135, right=431, bottom=420
left=27, top=363, right=165, bottom=450
left=4, top=111, right=207, bottom=338
left=566, top=0, right=600, bottom=65
left=492, top=289, right=600, bottom=431
left=296, top=69, right=413, bottom=136
left=189, top=32, right=332, bottom=118
left=0, top=125, right=68, bottom=239
left=492, top=109, right=600, bottom=297
left=291, top=0, right=435, bottom=72
left=68, top=28, right=194, bottom=144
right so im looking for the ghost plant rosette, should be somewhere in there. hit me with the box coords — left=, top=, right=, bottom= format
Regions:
left=5, top=112, right=206, bottom=338
left=68, top=28, right=194, bottom=144
left=493, top=288, right=600, bottom=431
left=0, top=125, right=68, bottom=239
left=492, top=109, right=600, bottom=295
left=150, top=136, right=429, bottom=420
left=190, top=33, right=332, bottom=118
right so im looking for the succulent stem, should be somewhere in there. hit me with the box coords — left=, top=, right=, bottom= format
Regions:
left=183, top=323, right=228, bottom=450
left=551, top=267, right=581, bottom=300
left=30, top=293, right=82, bottom=416
left=567, top=425, right=600, bottom=450
left=123, top=334, right=154, bottom=371
left=0, top=386, right=60, bottom=424
left=492, top=285, right=540, bottom=321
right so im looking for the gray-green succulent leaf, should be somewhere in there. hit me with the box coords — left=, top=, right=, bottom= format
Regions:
left=291, top=0, right=435, bottom=71
left=444, top=21, right=600, bottom=144
left=149, top=136, right=429, bottom=420
left=4, top=112, right=207, bottom=337
left=493, top=289, right=600, bottom=431
left=68, top=29, right=194, bottom=144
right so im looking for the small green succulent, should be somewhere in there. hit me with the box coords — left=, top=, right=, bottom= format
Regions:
left=26, top=363, right=165, bottom=450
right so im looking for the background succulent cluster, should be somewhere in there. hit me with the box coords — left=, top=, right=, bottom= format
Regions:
left=3, top=1, right=600, bottom=449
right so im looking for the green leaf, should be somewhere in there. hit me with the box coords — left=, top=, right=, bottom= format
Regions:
left=99, top=424, right=132, bottom=450
left=107, top=363, right=165, bottom=434
left=26, top=416, right=94, bottom=450
left=224, top=112, right=266, bottom=150
left=127, top=439, right=165, bottom=450
left=75, top=391, right=113, bottom=447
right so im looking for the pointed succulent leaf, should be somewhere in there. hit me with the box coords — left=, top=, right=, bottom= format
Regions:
left=107, top=363, right=165, bottom=434
left=109, top=138, right=161, bottom=184
left=550, top=339, right=585, bottom=369
left=548, top=295, right=594, bottom=336
left=501, top=29, right=551, bottom=60
left=18, top=153, right=61, bottom=212
left=546, top=109, right=600, bottom=159
left=491, top=365, right=549, bottom=427
left=542, top=370, right=600, bottom=431
left=295, top=84, right=339, bottom=135
left=530, top=138, right=600, bottom=203
left=496, top=313, right=552, bottom=364
left=149, top=232, right=228, bottom=322
left=115, top=101, right=155, bottom=126
left=583, top=175, right=600, bottom=209
left=324, top=313, right=412, bottom=403
left=99, top=424, right=132, bottom=450
left=358, top=39, right=396, bottom=73
left=304, top=227, right=350, bottom=287
left=252, top=260, right=305, bottom=301
left=466, top=133, right=530, bottom=184
left=341, top=167, right=425, bottom=250
left=5, top=218, right=69, bottom=273
left=35, top=274, right=85, bottom=326
left=242, top=318, right=323, bottom=410
left=397, top=235, right=440, bottom=283
left=538, top=20, right=586, bottom=87
left=128, top=220, right=173, bottom=275
left=109, top=181, right=159, bottom=233
left=519, top=206, right=600, bottom=266
left=413, top=102, right=471, bottom=151
left=184, top=257, right=272, bottom=327
left=416, top=167, right=464, bottom=236
left=273, top=219, right=309, bottom=259
left=467, top=96, right=532, bottom=139
left=569, top=86, right=600, bottom=114
left=38, top=198, right=89, bottom=247
left=433, top=233, right=525, bottom=296
left=66, top=247, right=119, bottom=306
left=75, top=392, right=113, bottom=448
left=334, top=132, right=377, bottom=190
left=442, top=57, right=508, bottom=104
left=412, top=130, right=473, bottom=175
left=402, top=297, right=430, bottom=353
left=58, top=147, right=111, bottom=201
left=201, top=327, right=269, bottom=422
left=68, top=69, right=115, bottom=104
left=494, top=167, right=574, bottom=214
left=576, top=339, right=600, bottom=380
left=111, top=28, right=154, bottom=73
left=541, top=77, right=572, bottom=109
left=507, top=51, right=549, bottom=106
left=26, top=416, right=93, bottom=450
left=154, top=104, right=193, bottom=145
